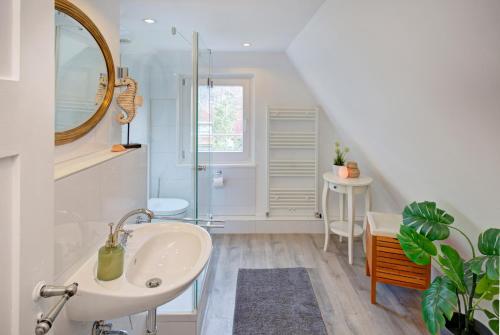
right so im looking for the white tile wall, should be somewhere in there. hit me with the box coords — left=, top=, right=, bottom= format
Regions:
left=199, top=167, right=256, bottom=216
left=126, top=55, right=260, bottom=218
left=151, top=99, right=177, bottom=127
left=54, top=148, right=147, bottom=280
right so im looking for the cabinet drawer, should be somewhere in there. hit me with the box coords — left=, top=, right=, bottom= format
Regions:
left=329, top=184, right=347, bottom=193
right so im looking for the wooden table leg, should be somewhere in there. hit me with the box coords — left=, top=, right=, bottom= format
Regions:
left=322, top=180, right=329, bottom=252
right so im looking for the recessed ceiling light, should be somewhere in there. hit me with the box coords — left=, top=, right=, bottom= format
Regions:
left=143, top=18, right=156, bottom=24
left=243, top=42, right=251, bottom=47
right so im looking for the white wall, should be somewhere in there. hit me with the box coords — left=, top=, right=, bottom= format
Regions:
left=54, top=149, right=148, bottom=334
left=211, top=51, right=334, bottom=218
left=287, top=0, right=500, bottom=255
left=54, top=0, right=122, bottom=163
left=123, top=50, right=336, bottom=220
left=51, top=1, right=153, bottom=334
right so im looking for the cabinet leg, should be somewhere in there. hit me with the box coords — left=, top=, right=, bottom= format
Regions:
left=371, top=278, right=377, bottom=304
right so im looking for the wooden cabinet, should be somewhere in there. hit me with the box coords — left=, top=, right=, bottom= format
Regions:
left=365, top=213, right=431, bottom=304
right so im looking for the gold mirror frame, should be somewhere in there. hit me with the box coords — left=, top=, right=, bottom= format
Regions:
left=55, top=0, right=115, bottom=145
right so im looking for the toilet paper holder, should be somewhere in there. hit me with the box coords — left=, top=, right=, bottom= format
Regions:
left=213, top=170, right=224, bottom=188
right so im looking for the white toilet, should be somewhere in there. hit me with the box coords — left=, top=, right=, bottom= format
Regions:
left=148, top=198, right=190, bottom=219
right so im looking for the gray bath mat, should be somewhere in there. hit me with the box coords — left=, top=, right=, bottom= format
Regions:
left=233, top=268, right=327, bottom=335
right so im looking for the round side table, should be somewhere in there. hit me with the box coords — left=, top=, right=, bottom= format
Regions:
left=322, top=172, right=373, bottom=264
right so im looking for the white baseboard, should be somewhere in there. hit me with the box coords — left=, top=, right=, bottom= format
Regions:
left=209, top=215, right=366, bottom=234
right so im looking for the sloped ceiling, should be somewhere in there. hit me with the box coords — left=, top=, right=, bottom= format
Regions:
left=120, top=0, right=325, bottom=52
left=287, top=0, right=500, bottom=249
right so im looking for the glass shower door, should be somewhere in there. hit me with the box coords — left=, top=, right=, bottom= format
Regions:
left=196, top=38, right=213, bottom=222
left=192, top=32, right=213, bottom=309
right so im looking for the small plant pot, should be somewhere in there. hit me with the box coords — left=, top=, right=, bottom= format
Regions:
left=440, top=313, right=493, bottom=335
left=332, top=164, right=343, bottom=176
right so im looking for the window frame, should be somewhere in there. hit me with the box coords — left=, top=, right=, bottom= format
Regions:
left=177, top=75, right=253, bottom=166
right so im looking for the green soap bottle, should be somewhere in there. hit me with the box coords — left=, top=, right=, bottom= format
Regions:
left=97, top=223, right=124, bottom=281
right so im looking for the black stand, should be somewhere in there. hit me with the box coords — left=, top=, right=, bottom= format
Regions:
left=123, top=123, right=141, bottom=149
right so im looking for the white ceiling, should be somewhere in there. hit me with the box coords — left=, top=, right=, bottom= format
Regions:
left=120, top=0, right=326, bottom=53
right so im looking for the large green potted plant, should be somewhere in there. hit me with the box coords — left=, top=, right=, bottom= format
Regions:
left=397, top=201, right=499, bottom=335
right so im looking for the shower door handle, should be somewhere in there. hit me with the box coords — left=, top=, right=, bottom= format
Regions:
left=197, top=165, right=207, bottom=171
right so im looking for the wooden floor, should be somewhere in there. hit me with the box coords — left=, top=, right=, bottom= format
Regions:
left=201, top=234, right=428, bottom=335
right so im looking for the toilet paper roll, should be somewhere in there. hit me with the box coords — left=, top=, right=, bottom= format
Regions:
left=213, top=176, right=224, bottom=188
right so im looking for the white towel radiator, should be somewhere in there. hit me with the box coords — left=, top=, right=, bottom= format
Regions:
left=266, top=107, right=319, bottom=218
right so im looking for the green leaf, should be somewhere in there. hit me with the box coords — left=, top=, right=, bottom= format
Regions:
left=478, top=228, right=500, bottom=256
left=468, top=255, right=499, bottom=281
left=488, top=320, right=498, bottom=334
left=482, top=300, right=499, bottom=335
left=464, top=260, right=482, bottom=295
left=397, top=225, right=437, bottom=265
left=484, top=309, right=496, bottom=319
left=476, top=275, right=491, bottom=294
left=402, top=201, right=454, bottom=241
left=422, top=276, right=458, bottom=335
left=476, top=276, right=499, bottom=300
left=438, top=245, right=466, bottom=293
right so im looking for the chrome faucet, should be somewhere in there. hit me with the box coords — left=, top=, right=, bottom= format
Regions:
left=112, top=208, right=154, bottom=246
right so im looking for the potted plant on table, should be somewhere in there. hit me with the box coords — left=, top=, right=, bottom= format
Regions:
left=332, top=141, right=349, bottom=175
left=397, top=201, right=499, bottom=335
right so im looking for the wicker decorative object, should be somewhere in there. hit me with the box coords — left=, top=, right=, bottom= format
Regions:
left=346, top=161, right=360, bottom=178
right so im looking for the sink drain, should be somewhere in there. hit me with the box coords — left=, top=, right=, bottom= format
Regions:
left=145, top=278, right=162, bottom=288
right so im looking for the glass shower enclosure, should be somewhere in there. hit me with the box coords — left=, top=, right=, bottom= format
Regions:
left=157, top=32, right=214, bottom=316
left=120, top=29, right=214, bottom=320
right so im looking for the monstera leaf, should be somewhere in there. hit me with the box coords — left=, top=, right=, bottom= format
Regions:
left=478, top=228, right=500, bottom=256
left=491, top=300, right=499, bottom=333
left=482, top=300, right=499, bottom=333
left=475, top=276, right=499, bottom=301
left=469, top=256, right=499, bottom=281
left=438, top=245, right=466, bottom=293
left=464, top=261, right=483, bottom=295
left=402, top=201, right=454, bottom=241
left=397, top=225, right=437, bottom=265
left=422, top=276, right=458, bottom=335
left=469, top=229, right=500, bottom=280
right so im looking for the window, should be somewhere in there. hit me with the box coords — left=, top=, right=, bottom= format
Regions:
left=199, top=85, right=244, bottom=153
left=198, top=77, right=252, bottom=164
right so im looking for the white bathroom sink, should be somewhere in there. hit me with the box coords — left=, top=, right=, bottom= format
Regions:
left=65, top=222, right=212, bottom=321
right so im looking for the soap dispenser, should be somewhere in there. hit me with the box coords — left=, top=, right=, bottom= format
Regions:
left=97, top=223, right=124, bottom=281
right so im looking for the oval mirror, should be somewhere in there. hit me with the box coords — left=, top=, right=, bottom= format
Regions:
left=55, top=0, right=115, bottom=145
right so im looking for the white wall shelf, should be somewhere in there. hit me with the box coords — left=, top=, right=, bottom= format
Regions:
left=54, top=148, right=138, bottom=181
